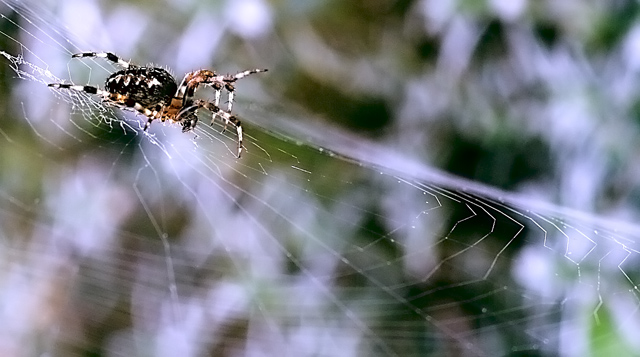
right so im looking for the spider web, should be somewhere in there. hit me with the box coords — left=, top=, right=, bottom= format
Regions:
left=1, top=1, right=640, bottom=356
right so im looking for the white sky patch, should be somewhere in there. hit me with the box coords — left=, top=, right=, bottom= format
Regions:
left=175, top=11, right=224, bottom=72
left=418, top=0, right=456, bottom=34
left=623, top=24, right=640, bottom=71
left=61, top=0, right=110, bottom=48
left=513, top=247, right=557, bottom=298
left=104, top=6, right=147, bottom=53
left=489, top=0, right=528, bottom=22
left=225, top=0, right=273, bottom=39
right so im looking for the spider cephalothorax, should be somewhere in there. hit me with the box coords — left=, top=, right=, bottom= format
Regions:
left=48, top=52, right=267, bottom=157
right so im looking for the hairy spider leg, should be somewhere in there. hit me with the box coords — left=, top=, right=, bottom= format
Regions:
left=142, top=109, right=160, bottom=131
left=47, top=83, right=109, bottom=97
left=211, top=82, right=226, bottom=133
left=71, top=52, right=132, bottom=68
left=179, top=99, right=243, bottom=158
left=220, top=68, right=268, bottom=113
left=48, top=83, right=164, bottom=131
left=176, top=71, right=224, bottom=132
left=213, top=68, right=268, bottom=133
left=176, top=68, right=266, bottom=129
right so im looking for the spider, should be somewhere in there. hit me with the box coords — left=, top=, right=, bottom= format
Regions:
left=48, top=52, right=267, bottom=157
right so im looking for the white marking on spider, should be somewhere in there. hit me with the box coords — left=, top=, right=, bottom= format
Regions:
left=148, top=78, right=162, bottom=88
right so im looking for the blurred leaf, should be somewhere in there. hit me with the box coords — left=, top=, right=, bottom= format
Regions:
left=590, top=304, right=637, bottom=357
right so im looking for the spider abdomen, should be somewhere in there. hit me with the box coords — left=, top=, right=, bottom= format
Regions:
left=105, top=67, right=177, bottom=110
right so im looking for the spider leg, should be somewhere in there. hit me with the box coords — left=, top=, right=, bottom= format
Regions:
left=175, top=104, right=199, bottom=132
left=143, top=116, right=154, bottom=131
left=212, top=83, right=225, bottom=133
left=179, top=68, right=267, bottom=111
left=48, top=83, right=162, bottom=131
left=226, top=85, right=235, bottom=113
left=47, top=83, right=109, bottom=97
left=174, top=68, right=265, bottom=156
left=214, top=85, right=233, bottom=134
left=220, top=112, right=243, bottom=158
left=214, top=85, right=222, bottom=107
left=224, top=68, right=268, bottom=82
left=220, top=69, right=266, bottom=115
left=71, top=52, right=132, bottom=68
left=190, top=100, right=243, bottom=158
